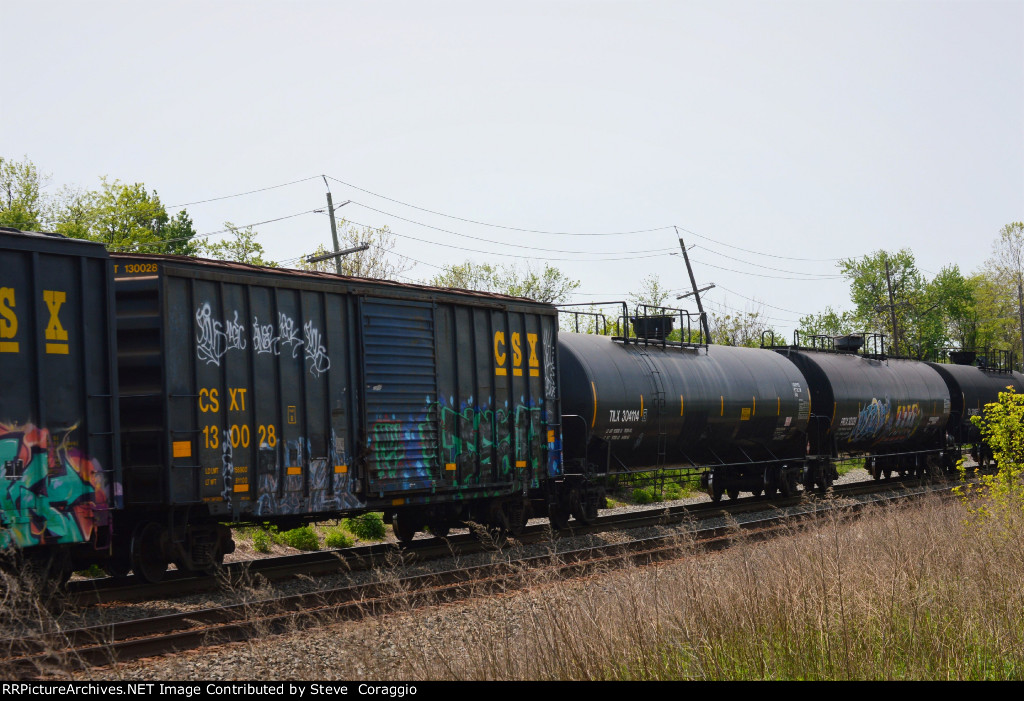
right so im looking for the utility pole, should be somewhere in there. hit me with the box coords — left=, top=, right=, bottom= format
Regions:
left=324, top=176, right=342, bottom=274
left=675, top=229, right=712, bottom=342
left=884, top=260, right=900, bottom=356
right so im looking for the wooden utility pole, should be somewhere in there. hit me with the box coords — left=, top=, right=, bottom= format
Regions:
left=676, top=229, right=711, bottom=342
left=325, top=193, right=342, bottom=274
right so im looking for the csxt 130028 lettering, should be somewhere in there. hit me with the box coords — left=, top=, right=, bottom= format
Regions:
left=0, top=226, right=1016, bottom=583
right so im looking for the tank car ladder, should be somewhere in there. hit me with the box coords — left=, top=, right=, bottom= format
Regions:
left=632, top=347, right=668, bottom=470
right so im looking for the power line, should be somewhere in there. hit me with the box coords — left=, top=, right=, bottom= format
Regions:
left=676, top=225, right=856, bottom=262
left=338, top=217, right=678, bottom=263
left=688, top=244, right=843, bottom=278
left=686, top=256, right=843, bottom=280
left=343, top=202, right=676, bottom=255
left=167, top=176, right=323, bottom=209
left=326, top=175, right=674, bottom=236
left=120, top=208, right=322, bottom=251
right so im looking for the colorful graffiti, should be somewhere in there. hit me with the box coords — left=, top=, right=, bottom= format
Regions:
left=846, top=397, right=924, bottom=445
left=0, top=422, right=111, bottom=548
left=366, top=394, right=554, bottom=492
left=254, top=430, right=364, bottom=516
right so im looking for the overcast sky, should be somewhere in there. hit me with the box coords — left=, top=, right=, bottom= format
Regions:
left=4, top=1, right=1022, bottom=336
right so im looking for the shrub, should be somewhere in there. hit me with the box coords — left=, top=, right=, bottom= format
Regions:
left=632, top=486, right=657, bottom=504
left=344, top=512, right=386, bottom=541
left=251, top=528, right=273, bottom=553
left=325, top=527, right=355, bottom=549
left=276, top=526, right=320, bottom=551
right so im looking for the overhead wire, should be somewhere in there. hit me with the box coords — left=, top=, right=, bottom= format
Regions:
left=167, top=176, right=323, bottom=209
left=325, top=175, right=674, bottom=236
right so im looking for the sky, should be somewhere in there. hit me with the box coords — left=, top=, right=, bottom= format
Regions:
left=3, top=0, right=1022, bottom=338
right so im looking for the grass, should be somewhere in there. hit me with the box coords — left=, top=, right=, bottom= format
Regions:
left=15, top=487, right=1024, bottom=680
left=615, top=471, right=698, bottom=505
left=248, top=492, right=1024, bottom=680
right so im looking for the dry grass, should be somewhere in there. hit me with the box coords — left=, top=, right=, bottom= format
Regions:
left=24, top=492, right=1024, bottom=680
left=321, top=494, right=1024, bottom=680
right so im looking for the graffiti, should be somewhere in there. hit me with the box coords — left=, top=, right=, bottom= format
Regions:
left=246, top=312, right=331, bottom=378
left=303, top=320, right=331, bottom=377
left=847, top=398, right=891, bottom=443
left=371, top=422, right=406, bottom=473
left=847, top=397, right=924, bottom=445
left=278, top=313, right=304, bottom=357
left=220, top=429, right=234, bottom=502
left=0, top=422, right=111, bottom=548
left=252, top=317, right=280, bottom=355
left=542, top=327, right=561, bottom=478
left=366, top=394, right=554, bottom=492
left=254, top=430, right=364, bottom=516
left=195, top=303, right=247, bottom=366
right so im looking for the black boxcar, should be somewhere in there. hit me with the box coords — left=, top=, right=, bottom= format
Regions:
left=112, top=254, right=561, bottom=579
left=0, top=228, right=120, bottom=576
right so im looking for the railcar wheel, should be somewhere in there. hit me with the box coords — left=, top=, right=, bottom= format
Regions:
left=779, top=470, right=795, bottom=499
left=392, top=512, right=419, bottom=545
left=426, top=521, right=451, bottom=538
left=105, top=557, right=132, bottom=579
left=548, top=504, right=570, bottom=531
left=751, top=488, right=763, bottom=498
left=727, top=488, right=740, bottom=501
left=130, top=522, right=168, bottom=584
left=569, top=487, right=599, bottom=525
left=505, top=499, right=529, bottom=536
left=710, top=480, right=724, bottom=503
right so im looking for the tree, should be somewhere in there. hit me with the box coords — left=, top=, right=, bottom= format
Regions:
left=0, top=156, right=47, bottom=230
left=196, top=222, right=277, bottom=267
left=299, top=221, right=411, bottom=280
left=628, top=274, right=672, bottom=311
left=709, top=307, right=780, bottom=347
left=797, top=306, right=856, bottom=341
left=985, top=222, right=1024, bottom=365
left=839, top=249, right=940, bottom=358
left=429, top=260, right=580, bottom=304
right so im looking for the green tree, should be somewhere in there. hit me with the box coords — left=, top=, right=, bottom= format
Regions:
left=628, top=274, right=672, bottom=310
left=0, top=156, right=46, bottom=230
left=197, top=222, right=277, bottom=267
left=299, top=221, right=410, bottom=280
left=797, top=306, right=857, bottom=340
left=709, top=307, right=780, bottom=347
left=429, top=260, right=579, bottom=304
left=839, top=249, right=940, bottom=358
left=957, top=388, right=1024, bottom=530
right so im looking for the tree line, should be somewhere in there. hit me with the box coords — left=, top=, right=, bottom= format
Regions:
left=3, top=155, right=1021, bottom=363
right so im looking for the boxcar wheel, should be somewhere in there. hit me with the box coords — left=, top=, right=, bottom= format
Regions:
left=131, top=522, right=168, bottom=584
left=426, top=521, right=451, bottom=539
left=548, top=504, right=570, bottom=531
left=392, top=512, right=419, bottom=545
left=727, top=488, right=740, bottom=501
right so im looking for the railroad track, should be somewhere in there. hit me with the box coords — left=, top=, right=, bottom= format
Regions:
left=6, top=477, right=955, bottom=676
left=66, top=473, right=954, bottom=606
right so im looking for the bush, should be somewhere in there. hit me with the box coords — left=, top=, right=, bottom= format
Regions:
left=344, top=513, right=387, bottom=541
left=632, top=486, right=657, bottom=504
left=325, top=527, right=355, bottom=549
left=276, top=526, right=320, bottom=551
left=252, top=528, right=273, bottom=553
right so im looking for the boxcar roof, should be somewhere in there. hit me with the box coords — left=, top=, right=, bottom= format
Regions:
left=112, top=252, right=555, bottom=309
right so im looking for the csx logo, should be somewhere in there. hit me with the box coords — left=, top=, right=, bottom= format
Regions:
left=493, top=331, right=540, bottom=377
left=0, top=288, right=69, bottom=355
